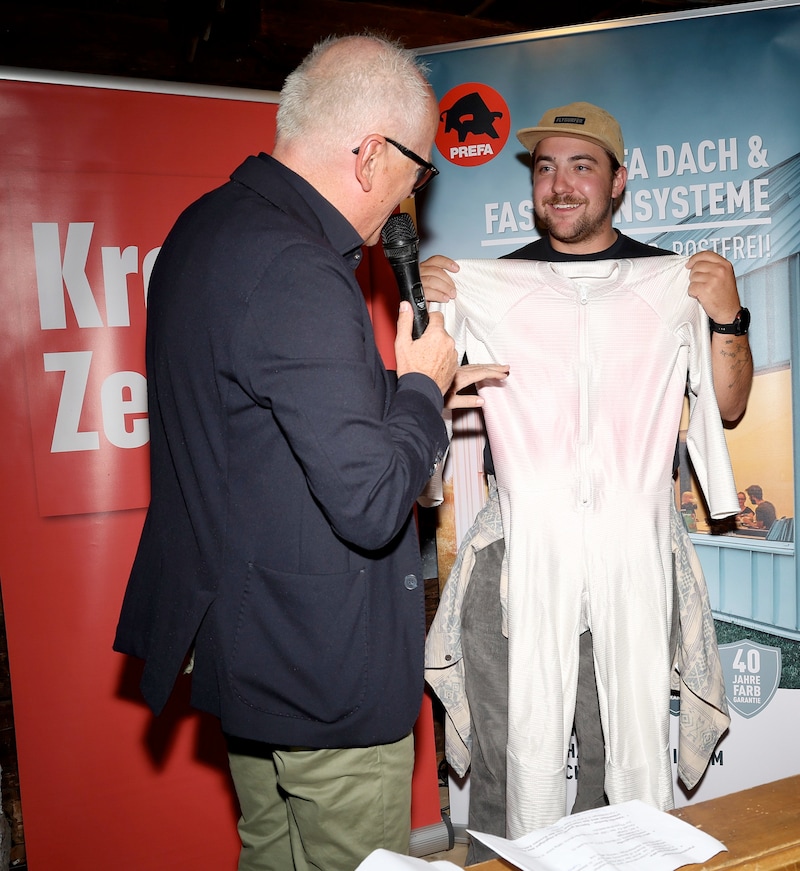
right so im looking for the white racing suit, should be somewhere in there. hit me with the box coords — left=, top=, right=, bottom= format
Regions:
left=435, top=256, right=738, bottom=835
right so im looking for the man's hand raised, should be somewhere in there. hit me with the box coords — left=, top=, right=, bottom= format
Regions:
left=394, top=301, right=459, bottom=396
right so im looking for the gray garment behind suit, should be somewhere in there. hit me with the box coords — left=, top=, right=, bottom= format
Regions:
left=461, top=539, right=606, bottom=864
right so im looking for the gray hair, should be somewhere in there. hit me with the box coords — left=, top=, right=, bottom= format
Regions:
left=276, top=33, right=433, bottom=150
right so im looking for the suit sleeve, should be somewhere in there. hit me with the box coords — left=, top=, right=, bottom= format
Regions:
left=685, top=299, right=739, bottom=520
left=239, top=242, right=448, bottom=550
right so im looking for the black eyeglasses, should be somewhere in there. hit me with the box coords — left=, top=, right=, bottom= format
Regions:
left=352, top=136, right=439, bottom=194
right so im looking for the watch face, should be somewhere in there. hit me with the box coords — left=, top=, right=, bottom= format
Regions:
left=736, top=307, right=751, bottom=335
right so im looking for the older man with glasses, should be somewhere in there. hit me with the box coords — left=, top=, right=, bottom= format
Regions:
left=114, top=32, right=503, bottom=871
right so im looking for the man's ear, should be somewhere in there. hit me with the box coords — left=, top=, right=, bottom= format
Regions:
left=353, top=135, right=384, bottom=192
left=612, top=164, right=628, bottom=200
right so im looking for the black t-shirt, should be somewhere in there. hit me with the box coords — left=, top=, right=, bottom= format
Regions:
left=481, top=232, right=673, bottom=475
left=506, top=231, right=670, bottom=262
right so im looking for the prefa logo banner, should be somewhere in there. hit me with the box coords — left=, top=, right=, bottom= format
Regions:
left=436, top=82, right=510, bottom=167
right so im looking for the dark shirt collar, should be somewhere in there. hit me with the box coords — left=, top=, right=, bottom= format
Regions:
left=231, top=152, right=365, bottom=270
left=537, top=230, right=626, bottom=262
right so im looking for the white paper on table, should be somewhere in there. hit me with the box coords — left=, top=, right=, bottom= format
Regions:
left=469, top=800, right=727, bottom=871
left=354, top=848, right=462, bottom=870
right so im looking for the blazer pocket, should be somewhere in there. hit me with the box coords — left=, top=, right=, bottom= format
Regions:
left=229, top=562, right=368, bottom=723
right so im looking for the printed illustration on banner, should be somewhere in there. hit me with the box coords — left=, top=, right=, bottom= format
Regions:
left=436, top=83, right=510, bottom=167
left=718, top=639, right=781, bottom=719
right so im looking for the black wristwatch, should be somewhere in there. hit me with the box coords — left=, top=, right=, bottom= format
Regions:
left=709, top=307, right=750, bottom=336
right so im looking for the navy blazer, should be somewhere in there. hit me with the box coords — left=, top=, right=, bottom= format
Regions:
left=114, top=154, right=448, bottom=748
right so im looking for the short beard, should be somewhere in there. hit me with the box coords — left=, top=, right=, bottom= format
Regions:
left=535, top=199, right=613, bottom=246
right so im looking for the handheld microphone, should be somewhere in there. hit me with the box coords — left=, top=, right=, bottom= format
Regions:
left=381, top=212, right=429, bottom=339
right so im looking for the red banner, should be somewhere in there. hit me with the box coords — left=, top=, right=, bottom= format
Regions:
left=0, top=72, right=442, bottom=870
left=0, top=74, right=273, bottom=870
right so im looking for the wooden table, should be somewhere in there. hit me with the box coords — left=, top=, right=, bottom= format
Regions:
left=467, top=774, right=800, bottom=869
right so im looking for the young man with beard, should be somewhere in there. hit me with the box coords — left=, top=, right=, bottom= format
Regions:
left=422, top=102, right=752, bottom=862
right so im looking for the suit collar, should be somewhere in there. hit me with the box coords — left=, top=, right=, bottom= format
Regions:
left=231, top=152, right=364, bottom=269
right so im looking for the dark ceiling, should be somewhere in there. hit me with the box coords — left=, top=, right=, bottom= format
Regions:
left=0, top=0, right=753, bottom=93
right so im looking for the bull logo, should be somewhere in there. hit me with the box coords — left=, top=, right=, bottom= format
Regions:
left=440, top=92, right=504, bottom=142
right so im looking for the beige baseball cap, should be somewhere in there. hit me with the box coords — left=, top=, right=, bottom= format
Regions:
left=516, top=102, right=624, bottom=165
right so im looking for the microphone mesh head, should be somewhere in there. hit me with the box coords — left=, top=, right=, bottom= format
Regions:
left=381, top=212, right=418, bottom=247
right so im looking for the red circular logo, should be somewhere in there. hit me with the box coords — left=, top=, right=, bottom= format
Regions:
left=436, top=82, right=511, bottom=167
